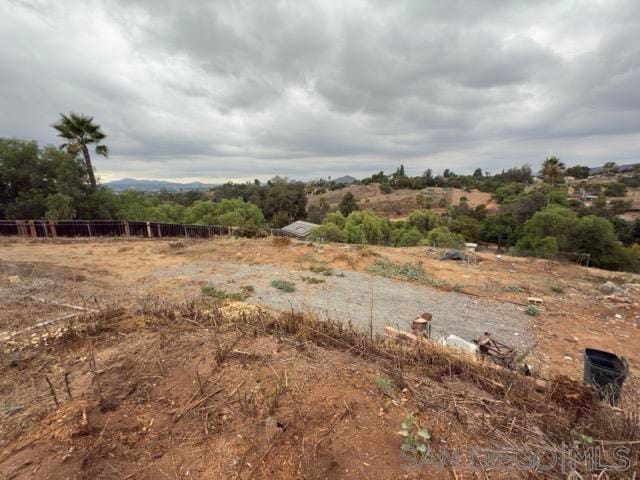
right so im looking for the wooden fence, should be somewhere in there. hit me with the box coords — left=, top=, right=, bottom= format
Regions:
left=0, top=220, right=232, bottom=239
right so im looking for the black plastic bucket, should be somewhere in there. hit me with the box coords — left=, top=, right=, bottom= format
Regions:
left=583, top=348, right=628, bottom=405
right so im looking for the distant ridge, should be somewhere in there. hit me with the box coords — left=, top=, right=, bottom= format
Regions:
left=332, top=175, right=357, bottom=184
left=105, top=178, right=216, bottom=192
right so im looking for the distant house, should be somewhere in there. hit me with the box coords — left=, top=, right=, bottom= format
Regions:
left=280, top=220, right=319, bottom=238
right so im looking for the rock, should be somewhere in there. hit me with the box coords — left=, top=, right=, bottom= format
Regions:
left=600, top=281, right=619, bottom=294
left=614, top=314, right=622, bottom=320
left=8, top=275, right=21, bottom=284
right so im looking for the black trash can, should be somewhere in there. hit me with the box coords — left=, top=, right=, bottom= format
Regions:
left=583, top=348, right=628, bottom=405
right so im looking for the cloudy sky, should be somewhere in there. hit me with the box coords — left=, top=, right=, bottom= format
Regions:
left=1, top=0, right=639, bottom=183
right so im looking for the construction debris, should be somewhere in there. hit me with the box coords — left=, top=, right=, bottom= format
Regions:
left=8, top=275, right=21, bottom=284
left=445, top=334, right=478, bottom=353
left=527, top=297, right=544, bottom=305
left=440, top=249, right=470, bottom=261
left=411, top=312, right=432, bottom=338
left=474, top=332, right=517, bottom=370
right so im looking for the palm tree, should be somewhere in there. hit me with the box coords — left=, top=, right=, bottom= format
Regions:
left=52, top=113, right=108, bottom=191
left=541, top=156, right=565, bottom=185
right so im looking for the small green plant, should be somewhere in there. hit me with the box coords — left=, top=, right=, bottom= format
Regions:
left=376, top=376, right=392, bottom=394
left=526, top=305, right=540, bottom=316
left=452, top=283, right=465, bottom=292
left=201, top=285, right=252, bottom=302
left=500, top=284, right=524, bottom=293
left=368, top=260, right=449, bottom=288
left=309, top=264, right=333, bottom=276
left=550, top=285, right=565, bottom=294
left=398, top=413, right=430, bottom=455
left=271, top=279, right=296, bottom=292
left=300, top=276, right=325, bottom=284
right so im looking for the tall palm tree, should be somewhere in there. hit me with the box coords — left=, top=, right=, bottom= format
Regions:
left=541, top=156, right=565, bottom=186
left=52, top=113, right=108, bottom=191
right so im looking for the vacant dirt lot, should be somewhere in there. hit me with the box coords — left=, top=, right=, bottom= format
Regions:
left=1, top=237, right=639, bottom=478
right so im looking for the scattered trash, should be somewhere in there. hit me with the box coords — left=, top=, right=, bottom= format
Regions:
left=614, top=314, right=622, bottom=320
left=8, top=275, right=21, bottom=284
left=440, top=249, right=470, bottom=261
left=474, top=332, right=517, bottom=369
left=583, top=348, right=628, bottom=405
left=464, top=242, right=478, bottom=252
left=445, top=335, right=478, bottom=353
left=411, top=312, right=432, bottom=338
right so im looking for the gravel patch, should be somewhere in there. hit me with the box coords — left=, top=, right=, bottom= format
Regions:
left=151, top=262, right=533, bottom=351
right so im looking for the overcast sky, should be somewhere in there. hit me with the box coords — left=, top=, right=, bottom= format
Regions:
left=1, top=0, right=639, bottom=183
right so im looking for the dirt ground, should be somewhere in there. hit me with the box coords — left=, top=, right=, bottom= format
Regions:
left=1, top=236, right=638, bottom=379
left=1, top=300, right=637, bottom=479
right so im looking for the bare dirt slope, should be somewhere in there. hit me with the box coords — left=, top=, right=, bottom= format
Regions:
left=307, top=184, right=493, bottom=218
left=1, top=300, right=637, bottom=479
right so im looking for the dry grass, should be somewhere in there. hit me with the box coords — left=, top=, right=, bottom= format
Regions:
left=1, top=295, right=639, bottom=478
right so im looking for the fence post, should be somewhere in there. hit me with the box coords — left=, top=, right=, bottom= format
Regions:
left=87, top=223, right=92, bottom=237
left=49, top=220, right=57, bottom=238
left=123, top=220, right=130, bottom=237
left=146, top=222, right=152, bottom=238
left=157, top=224, right=162, bottom=238
left=28, top=220, right=37, bottom=237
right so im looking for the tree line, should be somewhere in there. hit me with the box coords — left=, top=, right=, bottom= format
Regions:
left=1, top=113, right=639, bottom=272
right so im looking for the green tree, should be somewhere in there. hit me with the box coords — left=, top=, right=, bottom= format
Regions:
left=398, top=228, right=423, bottom=247
left=572, top=216, right=626, bottom=269
left=44, top=193, right=76, bottom=220
left=338, top=192, right=358, bottom=216
left=604, top=182, right=627, bottom=197
left=541, top=156, right=565, bottom=185
left=516, top=205, right=578, bottom=253
left=309, top=223, right=345, bottom=242
left=424, top=227, right=465, bottom=248
left=565, top=165, right=590, bottom=179
left=408, top=210, right=441, bottom=233
left=52, top=113, right=109, bottom=191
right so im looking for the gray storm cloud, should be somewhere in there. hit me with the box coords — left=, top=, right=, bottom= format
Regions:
left=1, top=0, right=639, bottom=182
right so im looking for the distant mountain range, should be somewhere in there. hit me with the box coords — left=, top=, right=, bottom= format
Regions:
left=105, top=178, right=216, bottom=192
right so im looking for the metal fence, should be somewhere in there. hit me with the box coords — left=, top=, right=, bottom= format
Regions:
left=0, top=220, right=232, bottom=239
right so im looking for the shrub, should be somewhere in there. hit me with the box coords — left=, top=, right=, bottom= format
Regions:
left=343, top=223, right=365, bottom=244
left=424, top=227, right=465, bottom=248
left=309, top=223, right=345, bottom=242
left=604, top=182, right=627, bottom=197
left=309, top=264, right=333, bottom=276
left=201, top=285, right=252, bottom=302
left=397, top=228, right=423, bottom=247
left=271, top=279, right=296, bottom=292
left=300, top=276, right=324, bottom=284
left=408, top=210, right=441, bottom=233
left=526, top=305, right=540, bottom=316
left=324, top=211, right=347, bottom=228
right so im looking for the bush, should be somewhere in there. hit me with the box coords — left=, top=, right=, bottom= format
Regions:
left=408, top=210, right=441, bottom=233
left=271, top=279, right=296, bottom=292
left=324, top=211, right=346, bottom=228
left=309, top=223, right=345, bottom=242
left=604, top=182, right=627, bottom=197
left=424, top=227, right=465, bottom=248
left=397, top=228, right=424, bottom=247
